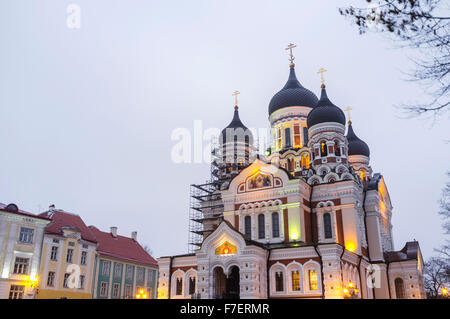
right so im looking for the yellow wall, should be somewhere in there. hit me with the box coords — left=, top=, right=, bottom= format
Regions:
left=37, top=289, right=91, bottom=299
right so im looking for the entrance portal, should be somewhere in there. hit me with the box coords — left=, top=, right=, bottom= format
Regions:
left=213, top=266, right=240, bottom=299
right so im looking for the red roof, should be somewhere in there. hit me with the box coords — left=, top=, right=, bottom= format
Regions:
left=0, top=203, right=50, bottom=221
left=39, top=210, right=97, bottom=243
left=88, top=226, right=157, bottom=266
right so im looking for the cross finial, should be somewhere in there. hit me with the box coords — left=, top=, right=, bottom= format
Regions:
left=285, top=43, right=297, bottom=67
left=317, top=68, right=327, bottom=86
left=232, top=90, right=240, bottom=108
left=344, top=106, right=353, bottom=124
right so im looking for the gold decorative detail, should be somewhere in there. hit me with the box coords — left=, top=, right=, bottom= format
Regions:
left=344, top=106, right=353, bottom=124
left=317, top=67, right=327, bottom=85
left=285, top=43, right=297, bottom=67
left=215, top=241, right=237, bottom=255
left=232, top=90, right=240, bottom=107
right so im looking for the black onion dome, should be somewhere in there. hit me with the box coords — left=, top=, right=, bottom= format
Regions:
left=268, top=66, right=319, bottom=115
left=346, top=122, right=370, bottom=157
left=221, top=107, right=253, bottom=143
left=306, top=85, right=346, bottom=127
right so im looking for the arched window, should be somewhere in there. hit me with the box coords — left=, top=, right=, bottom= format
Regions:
left=293, top=124, right=301, bottom=147
left=320, top=141, right=328, bottom=157
left=188, top=277, right=196, bottom=295
left=176, top=277, right=183, bottom=295
left=275, top=272, right=284, bottom=292
left=272, top=212, right=280, bottom=238
left=284, top=127, right=291, bottom=148
left=258, top=214, right=265, bottom=239
left=291, top=270, right=301, bottom=291
left=334, top=140, right=340, bottom=156
left=277, top=127, right=282, bottom=151
left=244, top=216, right=251, bottom=238
left=323, top=213, right=332, bottom=239
left=301, top=154, right=310, bottom=169
left=360, top=170, right=366, bottom=181
left=394, top=278, right=405, bottom=299
left=288, top=158, right=295, bottom=171
left=308, top=270, right=318, bottom=290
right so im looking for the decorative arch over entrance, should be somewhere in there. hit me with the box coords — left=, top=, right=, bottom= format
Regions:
left=213, top=266, right=240, bottom=299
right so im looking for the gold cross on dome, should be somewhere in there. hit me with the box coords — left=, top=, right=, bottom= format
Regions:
left=317, top=68, right=327, bottom=85
left=285, top=43, right=297, bottom=65
left=344, top=106, right=353, bottom=123
left=232, top=90, right=240, bottom=106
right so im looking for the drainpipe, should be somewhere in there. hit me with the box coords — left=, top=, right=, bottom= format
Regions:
left=167, top=257, right=173, bottom=299
left=357, top=254, right=362, bottom=299
left=339, top=246, right=345, bottom=298
left=313, top=244, right=325, bottom=299
left=386, top=262, right=392, bottom=299
left=362, top=189, right=375, bottom=299
left=266, top=248, right=271, bottom=299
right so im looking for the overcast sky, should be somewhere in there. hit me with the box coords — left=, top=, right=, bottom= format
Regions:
left=1, top=1, right=448, bottom=260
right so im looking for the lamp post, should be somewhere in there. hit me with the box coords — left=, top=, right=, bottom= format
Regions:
left=136, top=288, right=148, bottom=299
left=441, top=287, right=448, bottom=298
left=343, top=282, right=359, bottom=299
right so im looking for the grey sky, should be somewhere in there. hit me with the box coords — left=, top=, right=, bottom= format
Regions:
left=0, top=1, right=448, bottom=260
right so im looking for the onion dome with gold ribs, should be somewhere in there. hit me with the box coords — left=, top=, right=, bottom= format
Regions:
left=306, top=84, right=346, bottom=127
left=268, top=65, right=319, bottom=115
left=346, top=122, right=370, bottom=157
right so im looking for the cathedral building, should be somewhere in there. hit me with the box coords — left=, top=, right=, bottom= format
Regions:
left=157, top=47, right=426, bottom=299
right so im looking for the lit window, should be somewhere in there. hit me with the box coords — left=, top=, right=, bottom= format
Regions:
left=277, top=127, right=282, bottom=151
left=9, top=285, right=24, bottom=299
left=18, top=227, right=34, bottom=244
left=309, top=270, right=318, bottom=290
left=13, top=257, right=29, bottom=274
left=292, top=271, right=301, bottom=291
left=293, top=124, right=301, bottom=147
left=301, top=153, right=310, bottom=169
left=320, top=141, right=328, bottom=157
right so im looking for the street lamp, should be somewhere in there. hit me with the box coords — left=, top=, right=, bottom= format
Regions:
left=441, top=287, right=448, bottom=298
left=343, top=282, right=359, bottom=299
left=136, top=289, right=148, bottom=299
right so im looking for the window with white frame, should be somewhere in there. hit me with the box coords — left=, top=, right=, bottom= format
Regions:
left=125, top=284, right=132, bottom=299
left=275, top=271, right=284, bottom=292
left=126, top=265, right=133, bottom=280
left=137, top=267, right=144, bottom=281
left=18, top=227, right=34, bottom=244
left=9, top=285, right=24, bottom=299
left=102, top=261, right=111, bottom=276
left=47, top=271, right=55, bottom=287
left=291, top=270, right=301, bottom=291
left=114, top=263, right=122, bottom=278
left=66, top=249, right=73, bottom=263
left=80, top=251, right=87, bottom=265
left=13, top=257, right=29, bottom=274
left=50, top=246, right=58, bottom=261
left=79, top=275, right=85, bottom=289
left=112, top=283, right=120, bottom=298
left=100, top=282, right=108, bottom=297
left=63, top=273, right=70, bottom=288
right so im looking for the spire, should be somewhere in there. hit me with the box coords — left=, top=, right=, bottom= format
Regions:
left=345, top=106, right=353, bottom=125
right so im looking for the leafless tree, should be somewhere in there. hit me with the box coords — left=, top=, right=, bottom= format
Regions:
left=143, top=245, right=153, bottom=256
left=340, top=0, right=450, bottom=117
left=424, top=257, right=448, bottom=298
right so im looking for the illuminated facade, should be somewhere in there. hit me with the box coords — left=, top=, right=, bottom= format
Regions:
left=0, top=203, right=50, bottom=299
left=36, top=207, right=97, bottom=299
left=158, top=53, right=426, bottom=299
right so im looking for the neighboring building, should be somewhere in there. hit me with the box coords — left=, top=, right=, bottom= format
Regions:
left=0, top=203, right=50, bottom=299
left=37, top=206, right=97, bottom=299
left=89, top=226, right=158, bottom=299
left=158, top=49, right=426, bottom=299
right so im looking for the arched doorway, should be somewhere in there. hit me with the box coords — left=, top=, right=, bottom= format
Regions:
left=213, top=266, right=240, bottom=299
